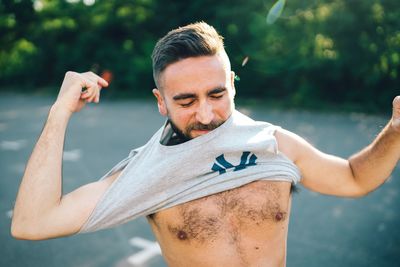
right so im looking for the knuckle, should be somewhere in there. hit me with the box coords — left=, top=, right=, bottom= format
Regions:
left=65, top=71, right=75, bottom=77
left=65, top=71, right=81, bottom=82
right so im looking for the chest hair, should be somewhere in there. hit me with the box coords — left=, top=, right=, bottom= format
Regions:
left=151, top=181, right=294, bottom=243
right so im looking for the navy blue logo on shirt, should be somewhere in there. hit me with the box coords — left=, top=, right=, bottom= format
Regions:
left=211, top=151, right=257, bottom=174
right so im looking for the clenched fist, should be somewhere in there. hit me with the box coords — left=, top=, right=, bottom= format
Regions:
left=54, top=71, right=109, bottom=115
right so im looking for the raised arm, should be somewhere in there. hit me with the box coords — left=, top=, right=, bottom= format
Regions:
left=275, top=96, right=400, bottom=197
left=11, top=71, right=117, bottom=240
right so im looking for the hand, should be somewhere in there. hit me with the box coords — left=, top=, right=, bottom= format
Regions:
left=54, top=71, right=109, bottom=114
left=391, top=96, right=400, bottom=132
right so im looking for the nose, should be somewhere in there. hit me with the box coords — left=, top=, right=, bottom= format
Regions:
left=195, top=100, right=214, bottom=125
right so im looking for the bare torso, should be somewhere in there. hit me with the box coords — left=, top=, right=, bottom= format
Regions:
left=148, top=180, right=293, bottom=267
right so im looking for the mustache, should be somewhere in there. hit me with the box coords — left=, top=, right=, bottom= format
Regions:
left=187, top=121, right=222, bottom=132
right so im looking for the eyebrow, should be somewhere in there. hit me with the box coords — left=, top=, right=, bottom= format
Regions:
left=208, top=87, right=227, bottom=95
left=172, top=87, right=227, bottom=101
left=173, top=93, right=196, bottom=101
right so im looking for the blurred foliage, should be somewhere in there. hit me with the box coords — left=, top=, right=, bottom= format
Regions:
left=0, top=0, right=399, bottom=112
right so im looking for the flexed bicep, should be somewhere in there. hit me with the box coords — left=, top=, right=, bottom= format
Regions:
left=12, top=170, right=121, bottom=240
left=275, top=128, right=364, bottom=198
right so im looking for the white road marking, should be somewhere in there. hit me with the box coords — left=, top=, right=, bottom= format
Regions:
left=63, top=149, right=82, bottom=161
left=127, top=237, right=161, bottom=266
left=0, top=140, right=27, bottom=151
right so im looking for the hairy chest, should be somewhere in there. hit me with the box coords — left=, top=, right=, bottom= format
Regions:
left=149, top=181, right=293, bottom=244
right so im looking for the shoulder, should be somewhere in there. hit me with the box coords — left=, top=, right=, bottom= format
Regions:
left=231, top=110, right=276, bottom=132
left=274, top=128, right=314, bottom=164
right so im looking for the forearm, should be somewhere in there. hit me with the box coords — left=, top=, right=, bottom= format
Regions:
left=12, top=104, right=72, bottom=233
left=349, top=119, right=400, bottom=194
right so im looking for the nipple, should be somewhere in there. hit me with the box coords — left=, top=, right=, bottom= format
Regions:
left=275, top=212, right=284, bottom=221
left=177, top=230, right=188, bottom=240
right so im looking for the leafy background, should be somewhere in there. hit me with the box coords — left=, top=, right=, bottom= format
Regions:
left=1, top=0, right=399, bottom=112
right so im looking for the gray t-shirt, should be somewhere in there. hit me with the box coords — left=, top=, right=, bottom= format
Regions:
left=78, top=110, right=301, bottom=234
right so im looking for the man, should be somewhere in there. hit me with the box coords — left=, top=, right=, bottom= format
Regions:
left=11, top=22, right=400, bottom=267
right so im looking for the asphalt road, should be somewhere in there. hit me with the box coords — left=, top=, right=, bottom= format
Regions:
left=1, top=93, right=399, bottom=267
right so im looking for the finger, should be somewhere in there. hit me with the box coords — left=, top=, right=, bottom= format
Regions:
left=83, top=71, right=109, bottom=88
left=83, top=72, right=101, bottom=84
left=80, top=89, right=90, bottom=98
left=98, top=77, right=109, bottom=87
left=85, top=94, right=94, bottom=103
left=80, top=81, right=98, bottom=100
left=94, top=92, right=100, bottom=103
left=88, top=86, right=101, bottom=103
left=87, top=92, right=97, bottom=103
left=80, top=88, right=93, bottom=99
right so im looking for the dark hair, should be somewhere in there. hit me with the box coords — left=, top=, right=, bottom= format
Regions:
left=151, top=21, right=225, bottom=88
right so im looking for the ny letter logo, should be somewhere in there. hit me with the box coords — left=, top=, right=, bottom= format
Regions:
left=211, top=151, right=257, bottom=174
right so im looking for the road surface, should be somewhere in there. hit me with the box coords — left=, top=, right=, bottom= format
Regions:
left=0, top=93, right=398, bottom=267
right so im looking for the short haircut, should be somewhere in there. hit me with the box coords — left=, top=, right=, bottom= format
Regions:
left=151, top=21, right=226, bottom=89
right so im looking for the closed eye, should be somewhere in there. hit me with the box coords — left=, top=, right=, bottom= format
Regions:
left=173, top=92, right=196, bottom=107
left=210, top=94, right=224, bottom=99
left=180, top=100, right=195, bottom=107
left=209, top=87, right=226, bottom=99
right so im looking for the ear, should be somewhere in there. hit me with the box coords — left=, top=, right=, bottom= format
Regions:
left=230, top=71, right=236, bottom=98
left=152, top=88, right=167, bottom=116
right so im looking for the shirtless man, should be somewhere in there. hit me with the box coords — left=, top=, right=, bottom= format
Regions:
left=11, top=22, right=400, bottom=267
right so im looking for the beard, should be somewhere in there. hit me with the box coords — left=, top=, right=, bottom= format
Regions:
left=168, top=117, right=225, bottom=139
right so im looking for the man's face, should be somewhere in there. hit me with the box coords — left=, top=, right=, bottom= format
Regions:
left=153, top=53, right=236, bottom=139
